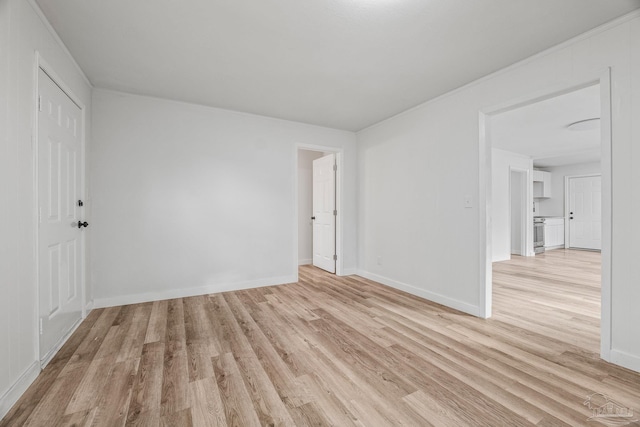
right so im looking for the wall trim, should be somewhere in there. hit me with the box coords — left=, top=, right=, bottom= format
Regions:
left=358, top=9, right=640, bottom=134
left=356, top=270, right=480, bottom=317
left=0, top=361, right=40, bottom=420
left=610, top=349, right=640, bottom=373
left=339, top=268, right=358, bottom=276
left=93, top=275, right=297, bottom=308
left=298, top=259, right=312, bottom=266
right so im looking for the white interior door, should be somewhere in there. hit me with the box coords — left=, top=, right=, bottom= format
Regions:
left=312, top=154, right=336, bottom=273
left=569, top=175, right=601, bottom=250
left=38, top=68, right=84, bottom=362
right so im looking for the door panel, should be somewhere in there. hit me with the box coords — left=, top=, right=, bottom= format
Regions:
left=569, top=176, right=601, bottom=250
left=38, top=68, right=83, bottom=362
left=312, top=154, right=336, bottom=273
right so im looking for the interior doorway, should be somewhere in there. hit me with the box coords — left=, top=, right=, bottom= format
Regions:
left=479, top=73, right=612, bottom=361
left=296, top=146, right=342, bottom=276
left=297, top=150, right=324, bottom=267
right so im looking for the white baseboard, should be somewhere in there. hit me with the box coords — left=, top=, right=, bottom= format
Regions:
left=84, top=300, right=94, bottom=314
left=544, top=245, right=565, bottom=250
left=355, top=270, right=480, bottom=317
left=0, top=361, right=40, bottom=420
left=40, top=317, right=83, bottom=369
left=93, top=274, right=297, bottom=308
left=339, top=268, right=357, bottom=276
left=298, top=259, right=312, bottom=266
left=610, top=349, right=640, bottom=373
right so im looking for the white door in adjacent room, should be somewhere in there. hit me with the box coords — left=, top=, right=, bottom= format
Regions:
left=38, top=68, right=84, bottom=363
left=569, top=175, right=601, bottom=250
left=312, top=153, right=336, bottom=273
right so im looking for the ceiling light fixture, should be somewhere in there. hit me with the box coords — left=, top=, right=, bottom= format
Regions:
left=567, top=117, right=600, bottom=131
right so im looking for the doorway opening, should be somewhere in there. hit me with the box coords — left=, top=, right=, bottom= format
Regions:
left=295, top=145, right=343, bottom=277
left=480, top=72, right=611, bottom=362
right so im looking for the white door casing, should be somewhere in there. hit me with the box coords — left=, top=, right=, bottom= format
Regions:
left=569, top=175, right=602, bottom=250
left=37, top=68, right=84, bottom=362
left=510, top=169, right=527, bottom=256
left=312, top=154, right=336, bottom=273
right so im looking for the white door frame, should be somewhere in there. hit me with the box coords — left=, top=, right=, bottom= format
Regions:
left=294, top=144, right=344, bottom=278
left=564, top=173, right=602, bottom=249
left=478, top=68, right=612, bottom=362
left=509, top=167, right=530, bottom=257
left=34, top=52, right=88, bottom=366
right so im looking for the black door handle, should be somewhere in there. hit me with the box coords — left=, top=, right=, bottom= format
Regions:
left=311, top=216, right=316, bottom=220
left=78, top=221, right=89, bottom=229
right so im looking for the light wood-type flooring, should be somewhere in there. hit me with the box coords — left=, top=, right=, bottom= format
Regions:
left=3, top=249, right=640, bottom=426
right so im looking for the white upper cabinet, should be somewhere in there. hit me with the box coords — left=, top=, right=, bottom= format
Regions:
left=533, top=170, right=551, bottom=198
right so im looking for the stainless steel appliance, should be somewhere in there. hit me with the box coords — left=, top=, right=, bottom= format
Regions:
left=534, top=217, right=545, bottom=254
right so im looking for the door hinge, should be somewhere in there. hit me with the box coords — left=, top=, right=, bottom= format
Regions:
left=39, top=318, right=43, bottom=335
left=333, top=254, right=337, bottom=261
left=38, top=96, right=42, bottom=112
left=333, top=210, right=337, bottom=216
left=333, top=164, right=337, bottom=172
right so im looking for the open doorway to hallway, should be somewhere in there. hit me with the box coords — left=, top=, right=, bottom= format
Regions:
left=297, top=148, right=339, bottom=274
left=488, top=83, right=603, bottom=356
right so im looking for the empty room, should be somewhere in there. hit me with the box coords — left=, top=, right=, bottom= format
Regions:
left=2, top=0, right=640, bottom=426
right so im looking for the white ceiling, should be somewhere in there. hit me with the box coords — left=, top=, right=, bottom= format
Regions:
left=491, top=84, right=601, bottom=168
left=36, top=0, right=640, bottom=131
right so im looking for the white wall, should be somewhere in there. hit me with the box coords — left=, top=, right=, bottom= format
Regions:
left=357, top=13, right=640, bottom=371
left=492, top=149, right=533, bottom=262
left=0, top=0, right=92, bottom=418
left=536, top=162, right=601, bottom=216
left=91, top=89, right=356, bottom=307
left=298, top=150, right=323, bottom=265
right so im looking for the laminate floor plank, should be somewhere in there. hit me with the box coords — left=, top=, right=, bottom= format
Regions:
left=3, top=249, right=640, bottom=426
left=144, top=300, right=168, bottom=345
left=126, top=342, right=165, bottom=424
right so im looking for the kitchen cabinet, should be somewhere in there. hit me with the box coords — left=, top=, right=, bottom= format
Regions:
left=544, top=218, right=565, bottom=248
left=533, top=170, right=552, bottom=198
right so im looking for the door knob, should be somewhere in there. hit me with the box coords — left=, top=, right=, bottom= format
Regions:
left=311, top=216, right=316, bottom=220
left=78, top=221, right=89, bottom=229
